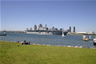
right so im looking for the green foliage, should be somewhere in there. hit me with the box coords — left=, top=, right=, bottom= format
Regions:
left=0, top=41, right=96, bottom=64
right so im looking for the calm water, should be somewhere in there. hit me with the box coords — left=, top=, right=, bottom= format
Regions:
left=0, top=32, right=95, bottom=48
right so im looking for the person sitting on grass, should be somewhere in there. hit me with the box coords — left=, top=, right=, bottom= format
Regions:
left=21, top=42, right=24, bottom=45
left=93, top=37, right=96, bottom=48
left=24, top=40, right=26, bottom=44
left=21, top=40, right=26, bottom=45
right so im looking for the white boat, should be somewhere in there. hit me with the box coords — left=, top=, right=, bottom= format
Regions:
left=89, top=36, right=93, bottom=40
left=82, top=35, right=92, bottom=41
left=62, top=32, right=65, bottom=37
left=83, top=35, right=88, bottom=41
left=83, top=38, right=89, bottom=41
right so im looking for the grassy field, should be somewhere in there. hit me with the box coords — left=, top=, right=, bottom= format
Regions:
left=0, top=41, right=96, bottom=64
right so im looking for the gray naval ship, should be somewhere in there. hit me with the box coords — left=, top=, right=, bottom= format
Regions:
left=26, top=24, right=69, bottom=35
left=26, top=30, right=68, bottom=35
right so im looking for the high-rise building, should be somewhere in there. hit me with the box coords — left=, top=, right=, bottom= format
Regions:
left=45, top=24, right=47, bottom=28
left=30, top=28, right=32, bottom=30
left=69, top=26, right=71, bottom=32
left=60, top=28, right=63, bottom=31
left=27, top=28, right=28, bottom=30
left=73, top=26, right=75, bottom=32
left=33, top=25, right=37, bottom=30
left=38, top=24, right=42, bottom=28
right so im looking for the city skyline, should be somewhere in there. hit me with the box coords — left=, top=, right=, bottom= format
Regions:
left=26, top=24, right=75, bottom=32
left=0, top=0, right=96, bottom=33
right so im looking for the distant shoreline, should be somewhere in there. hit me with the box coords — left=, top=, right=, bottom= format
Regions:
left=68, top=32, right=96, bottom=36
left=0, top=31, right=25, bottom=33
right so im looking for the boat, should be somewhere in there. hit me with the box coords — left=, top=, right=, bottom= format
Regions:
left=88, top=36, right=93, bottom=40
left=26, top=24, right=68, bottom=35
left=62, top=32, right=65, bottom=37
left=82, top=35, right=93, bottom=41
left=26, top=30, right=68, bottom=35
left=83, top=38, right=89, bottom=41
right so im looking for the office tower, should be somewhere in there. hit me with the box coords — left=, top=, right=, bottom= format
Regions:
left=30, top=28, right=32, bottom=30
left=45, top=24, right=47, bottom=28
left=69, top=26, right=71, bottom=32
left=33, top=25, right=37, bottom=30
left=73, top=26, right=75, bottom=32
left=27, top=28, right=28, bottom=30
left=38, top=24, right=42, bottom=28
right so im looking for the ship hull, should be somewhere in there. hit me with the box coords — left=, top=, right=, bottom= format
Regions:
left=26, top=30, right=68, bottom=35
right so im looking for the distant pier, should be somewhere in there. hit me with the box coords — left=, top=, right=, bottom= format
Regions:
left=68, top=32, right=96, bottom=36
left=0, top=34, right=7, bottom=36
left=0, top=32, right=7, bottom=36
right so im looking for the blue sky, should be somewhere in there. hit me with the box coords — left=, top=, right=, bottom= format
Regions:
left=0, top=0, right=96, bottom=33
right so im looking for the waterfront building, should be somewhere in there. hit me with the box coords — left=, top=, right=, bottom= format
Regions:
left=73, top=26, right=75, bottom=32
left=27, top=28, right=28, bottom=31
left=46, top=28, right=48, bottom=30
left=24, top=30, right=27, bottom=33
left=60, top=28, right=63, bottom=31
left=33, top=25, right=37, bottom=30
left=38, top=27, right=47, bottom=30
left=38, top=24, right=48, bottom=31
left=69, top=26, right=71, bottom=32
left=45, top=24, right=47, bottom=28
left=30, top=28, right=32, bottom=30
left=55, top=28, right=58, bottom=30
left=77, top=32, right=88, bottom=34
left=38, top=24, right=43, bottom=28
left=90, top=31, right=95, bottom=34
left=51, top=26, right=55, bottom=31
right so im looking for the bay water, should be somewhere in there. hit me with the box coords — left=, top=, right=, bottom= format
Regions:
left=0, top=32, right=94, bottom=48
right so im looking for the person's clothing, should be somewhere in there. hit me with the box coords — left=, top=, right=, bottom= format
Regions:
left=93, top=38, right=96, bottom=43
left=93, top=43, right=96, bottom=46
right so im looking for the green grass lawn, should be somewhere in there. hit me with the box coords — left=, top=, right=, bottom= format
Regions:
left=0, top=41, right=96, bottom=64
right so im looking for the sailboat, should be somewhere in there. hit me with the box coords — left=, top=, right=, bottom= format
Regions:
left=62, top=32, right=65, bottom=37
left=83, top=35, right=88, bottom=41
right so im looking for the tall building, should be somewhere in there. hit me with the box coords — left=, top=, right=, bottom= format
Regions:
left=30, top=28, right=32, bottom=30
left=38, top=24, right=42, bottom=28
left=69, top=26, right=71, bottom=32
left=33, top=25, right=37, bottom=30
left=27, top=28, right=28, bottom=30
left=60, top=28, right=63, bottom=31
left=45, top=24, right=47, bottom=28
left=73, top=26, right=75, bottom=32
